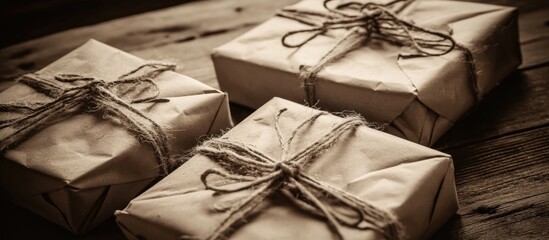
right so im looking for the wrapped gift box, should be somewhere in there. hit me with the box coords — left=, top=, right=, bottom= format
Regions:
left=0, top=39, right=233, bottom=234
left=212, top=0, right=521, bottom=146
left=116, top=97, right=458, bottom=240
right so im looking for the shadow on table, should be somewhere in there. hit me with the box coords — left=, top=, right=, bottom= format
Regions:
left=432, top=214, right=464, bottom=239
left=0, top=198, right=124, bottom=240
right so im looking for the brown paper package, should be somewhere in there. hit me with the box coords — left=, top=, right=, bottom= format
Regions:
left=116, top=97, right=458, bottom=240
left=0, top=39, right=233, bottom=234
left=212, top=0, right=521, bottom=146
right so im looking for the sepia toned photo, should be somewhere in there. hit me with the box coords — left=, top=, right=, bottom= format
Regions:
left=0, top=0, right=547, bottom=239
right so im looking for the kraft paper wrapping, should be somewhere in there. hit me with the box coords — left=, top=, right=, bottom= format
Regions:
left=116, top=97, right=458, bottom=240
left=0, top=39, right=233, bottom=234
left=212, top=0, right=521, bottom=146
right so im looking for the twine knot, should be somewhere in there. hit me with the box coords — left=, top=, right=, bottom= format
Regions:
left=81, top=80, right=107, bottom=96
left=192, top=109, right=403, bottom=240
left=0, top=62, right=179, bottom=175
left=275, top=161, right=301, bottom=177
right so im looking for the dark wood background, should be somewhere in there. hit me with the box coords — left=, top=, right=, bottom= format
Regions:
left=0, top=0, right=547, bottom=239
left=0, top=0, right=195, bottom=48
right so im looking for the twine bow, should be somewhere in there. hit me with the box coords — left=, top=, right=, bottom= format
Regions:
left=194, top=109, right=402, bottom=240
left=277, top=0, right=480, bottom=105
left=0, top=62, right=177, bottom=175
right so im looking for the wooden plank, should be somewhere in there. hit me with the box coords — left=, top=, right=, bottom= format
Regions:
left=435, top=66, right=549, bottom=150
left=435, top=194, right=548, bottom=239
left=0, top=0, right=298, bottom=84
left=433, top=126, right=549, bottom=239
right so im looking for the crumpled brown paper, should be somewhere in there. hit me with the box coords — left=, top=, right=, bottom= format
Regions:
left=116, top=97, right=458, bottom=240
left=0, top=39, right=233, bottom=234
left=212, top=0, right=521, bottom=146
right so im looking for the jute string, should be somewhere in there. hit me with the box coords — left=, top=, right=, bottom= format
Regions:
left=0, top=62, right=177, bottom=175
left=277, top=0, right=481, bottom=105
left=192, top=109, right=403, bottom=240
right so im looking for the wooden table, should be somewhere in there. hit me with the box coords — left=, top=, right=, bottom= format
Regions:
left=1, top=0, right=547, bottom=239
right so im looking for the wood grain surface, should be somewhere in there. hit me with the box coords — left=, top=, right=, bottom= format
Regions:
left=0, top=0, right=547, bottom=239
